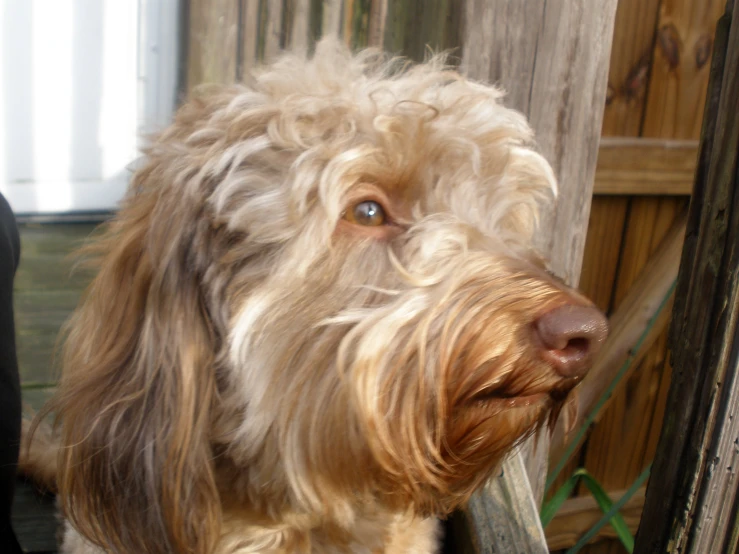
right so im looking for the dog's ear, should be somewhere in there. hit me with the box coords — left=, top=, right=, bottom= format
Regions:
left=45, top=167, right=221, bottom=554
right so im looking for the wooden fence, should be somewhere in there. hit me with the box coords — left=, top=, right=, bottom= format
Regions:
left=548, top=0, right=726, bottom=553
left=184, top=0, right=725, bottom=552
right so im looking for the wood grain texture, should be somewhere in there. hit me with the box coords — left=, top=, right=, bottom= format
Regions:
left=524, top=1, right=618, bottom=286
left=461, top=0, right=545, bottom=115
left=285, top=0, right=312, bottom=51
left=343, top=0, right=373, bottom=48
left=551, top=213, right=686, bottom=466
left=600, top=0, right=661, bottom=137
left=262, top=0, right=285, bottom=61
left=461, top=454, right=549, bottom=554
left=577, top=198, right=629, bottom=313
left=636, top=2, right=739, bottom=551
left=368, top=0, right=388, bottom=47
left=12, top=480, right=59, bottom=554
left=544, top=487, right=645, bottom=551
left=240, top=0, right=261, bottom=76
left=383, top=0, right=461, bottom=62
left=322, top=0, right=345, bottom=38
left=463, top=0, right=619, bottom=285
left=580, top=198, right=686, bottom=554
left=187, top=0, right=240, bottom=90
left=594, top=138, right=699, bottom=195
left=459, top=2, right=618, bottom=550
left=642, top=0, right=726, bottom=139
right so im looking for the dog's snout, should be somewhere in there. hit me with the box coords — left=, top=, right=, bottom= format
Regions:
left=534, top=304, right=608, bottom=378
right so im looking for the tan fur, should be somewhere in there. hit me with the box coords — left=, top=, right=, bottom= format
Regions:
left=23, top=39, right=597, bottom=553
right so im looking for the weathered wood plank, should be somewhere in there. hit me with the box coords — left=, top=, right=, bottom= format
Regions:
left=322, top=0, right=344, bottom=39
left=594, top=138, right=698, bottom=195
left=15, top=224, right=96, bottom=386
left=344, top=0, right=374, bottom=49
left=383, top=0, right=460, bottom=62
left=367, top=0, right=387, bottom=47
left=262, top=0, right=285, bottom=61
left=635, top=1, right=739, bottom=551
left=461, top=1, right=545, bottom=115
left=12, top=479, right=59, bottom=554
left=523, top=1, right=619, bottom=286
left=285, top=0, right=311, bottom=51
left=187, top=0, right=240, bottom=90
left=462, top=454, right=548, bottom=554
left=240, top=0, right=261, bottom=75
left=459, top=1, right=618, bottom=550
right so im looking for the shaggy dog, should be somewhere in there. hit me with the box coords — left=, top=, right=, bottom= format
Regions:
left=25, top=39, right=607, bottom=553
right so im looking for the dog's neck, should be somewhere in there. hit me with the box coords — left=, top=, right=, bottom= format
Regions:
left=215, top=504, right=438, bottom=554
left=214, top=459, right=439, bottom=553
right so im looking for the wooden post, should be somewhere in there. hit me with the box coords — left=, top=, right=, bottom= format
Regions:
left=460, top=0, right=616, bottom=519
left=635, top=1, right=739, bottom=552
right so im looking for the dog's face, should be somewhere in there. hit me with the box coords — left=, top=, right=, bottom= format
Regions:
left=52, top=40, right=606, bottom=553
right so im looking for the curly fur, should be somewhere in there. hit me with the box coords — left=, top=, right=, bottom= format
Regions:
left=26, top=38, right=600, bottom=554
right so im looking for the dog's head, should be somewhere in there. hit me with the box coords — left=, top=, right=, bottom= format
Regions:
left=50, top=39, right=606, bottom=553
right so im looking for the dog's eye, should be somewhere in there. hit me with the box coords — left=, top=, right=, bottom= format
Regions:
left=344, top=200, right=387, bottom=226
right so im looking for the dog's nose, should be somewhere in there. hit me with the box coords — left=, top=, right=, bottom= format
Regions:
left=534, top=304, right=608, bottom=378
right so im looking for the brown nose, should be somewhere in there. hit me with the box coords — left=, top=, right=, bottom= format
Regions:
left=534, top=304, right=609, bottom=378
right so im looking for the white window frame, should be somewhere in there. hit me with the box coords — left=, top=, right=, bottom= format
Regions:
left=2, top=0, right=182, bottom=217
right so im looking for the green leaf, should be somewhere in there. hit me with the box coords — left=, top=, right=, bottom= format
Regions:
left=540, top=473, right=580, bottom=527
left=577, top=470, right=634, bottom=553
left=540, top=468, right=636, bottom=553
left=566, top=465, right=651, bottom=554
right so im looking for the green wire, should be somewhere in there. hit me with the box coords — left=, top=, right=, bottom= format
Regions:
left=566, top=463, right=652, bottom=554
left=545, top=279, right=677, bottom=495
left=20, top=381, right=58, bottom=390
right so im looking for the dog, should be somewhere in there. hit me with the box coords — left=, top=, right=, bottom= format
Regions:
left=23, top=38, right=607, bottom=553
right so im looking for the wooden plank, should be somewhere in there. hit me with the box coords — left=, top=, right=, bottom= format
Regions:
left=459, top=2, right=618, bottom=550
left=578, top=199, right=629, bottom=313
left=600, top=0, right=661, bottom=137
left=461, top=1, right=546, bottom=116
left=12, top=479, right=59, bottom=554
left=322, top=0, right=345, bottom=39
left=240, top=0, right=260, bottom=75
left=544, top=487, right=646, bottom=551
left=262, top=0, right=285, bottom=61
left=642, top=0, right=727, bottom=140
left=186, top=0, right=240, bottom=90
left=462, top=455, right=549, bottom=554
left=522, top=1, right=618, bottom=287
left=15, top=224, right=96, bottom=385
left=383, top=0, right=460, bottom=62
left=343, top=0, right=372, bottom=49
left=285, top=0, right=312, bottom=51
left=635, top=2, right=739, bottom=551
left=593, top=138, right=698, bottom=195
left=368, top=0, right=388, bottom=47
